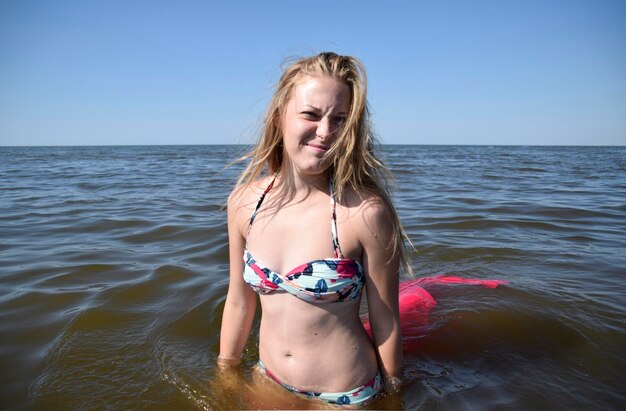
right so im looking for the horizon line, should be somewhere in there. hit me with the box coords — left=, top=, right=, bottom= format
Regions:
left=1, top=143, right=625, bottom=148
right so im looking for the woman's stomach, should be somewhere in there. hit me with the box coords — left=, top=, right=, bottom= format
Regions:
left=257, top=292, right=379, bottom=392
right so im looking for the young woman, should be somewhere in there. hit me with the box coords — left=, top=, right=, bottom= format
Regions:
left=218, top=52, right=408, bottom=407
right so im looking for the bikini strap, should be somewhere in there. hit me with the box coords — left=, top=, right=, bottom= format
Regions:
left=329, top=179, right=345, bottom=259
left=247, top=175, right=276, bottom=240
left=247, top=175, right=344, bottom=259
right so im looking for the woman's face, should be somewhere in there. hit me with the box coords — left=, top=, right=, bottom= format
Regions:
left=280, top=75, right=350, bottom=177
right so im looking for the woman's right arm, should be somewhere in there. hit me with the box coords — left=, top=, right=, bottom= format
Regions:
left=218, top=187, right=258, bottom=368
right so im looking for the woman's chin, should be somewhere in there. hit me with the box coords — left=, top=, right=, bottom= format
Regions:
left=293, top=160, right=331, bottom=177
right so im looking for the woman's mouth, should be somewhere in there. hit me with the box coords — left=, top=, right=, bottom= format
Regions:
left=306, top=143, right=328, bottom=153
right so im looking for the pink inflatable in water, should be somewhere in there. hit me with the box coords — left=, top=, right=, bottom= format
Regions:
left=362, top=275, right=507, bottom=352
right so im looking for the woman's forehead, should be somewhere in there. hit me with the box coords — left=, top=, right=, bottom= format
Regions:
left=289, top=75, right=350, bottom=110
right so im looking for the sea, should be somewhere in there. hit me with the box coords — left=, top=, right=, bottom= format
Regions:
left=0, top=145, right=624, bottom=410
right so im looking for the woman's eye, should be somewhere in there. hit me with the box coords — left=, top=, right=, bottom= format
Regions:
left=333, top=117, right=346, bottom=126
left=301, top=112, right=318, bottom=120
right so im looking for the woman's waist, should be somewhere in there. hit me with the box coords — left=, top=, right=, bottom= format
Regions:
left=258, top=325, right=378, bottom=392
left=258, top=347, right=378, bottom=393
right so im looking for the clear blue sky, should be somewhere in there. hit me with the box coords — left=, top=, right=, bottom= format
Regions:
left=1, top=0, right=625, bottom=146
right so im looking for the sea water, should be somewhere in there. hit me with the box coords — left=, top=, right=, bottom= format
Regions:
left=0, top=145, right=624, bottom=410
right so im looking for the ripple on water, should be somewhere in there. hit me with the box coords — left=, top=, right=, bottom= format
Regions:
left=30, top=306, right=164, bottom=410
left=34, top=264, right=138, bottom=291
left=119, top=224, right=210, bottom=245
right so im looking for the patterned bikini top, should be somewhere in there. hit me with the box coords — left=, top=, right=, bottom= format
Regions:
left=243, top=176, right=365, bottom=303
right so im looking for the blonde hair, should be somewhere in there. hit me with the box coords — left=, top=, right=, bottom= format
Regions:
left=235, top=52, right=412, bottom=275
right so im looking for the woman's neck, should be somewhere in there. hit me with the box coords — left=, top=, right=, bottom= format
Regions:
left=275, top=163, right=330, bottom=202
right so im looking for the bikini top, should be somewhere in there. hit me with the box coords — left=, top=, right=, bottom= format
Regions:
left=243, top=176, right=365, bottom=303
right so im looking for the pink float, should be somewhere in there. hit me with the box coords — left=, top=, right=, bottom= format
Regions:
left=362, top=275, right=507, bottom=351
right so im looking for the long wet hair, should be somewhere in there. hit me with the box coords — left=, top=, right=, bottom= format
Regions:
left=234, top=51, right=412, bottom=275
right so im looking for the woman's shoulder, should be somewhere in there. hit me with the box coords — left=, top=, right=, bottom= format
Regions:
left=341, top=185, right=390, bottom=221
left=343, top=185, right=397, bottom=244
left=228, top=175, right=274, bottom=210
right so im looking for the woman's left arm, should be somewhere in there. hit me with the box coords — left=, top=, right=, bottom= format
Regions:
left=360, top=198, right=403, bottom=390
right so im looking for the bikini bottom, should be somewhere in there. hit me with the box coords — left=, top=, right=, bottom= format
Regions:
left=257, top=359, right=383, bottom=406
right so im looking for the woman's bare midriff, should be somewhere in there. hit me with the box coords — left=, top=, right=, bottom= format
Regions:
left=258, top=291, right=379, bottom=393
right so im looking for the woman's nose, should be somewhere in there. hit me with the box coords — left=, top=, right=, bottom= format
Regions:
left=316, top=118, right=333, bottom=138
